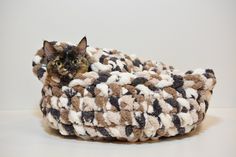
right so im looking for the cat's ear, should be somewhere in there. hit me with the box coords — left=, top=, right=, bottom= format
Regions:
left=43, top=40, right=56, bottom=57
left=76, top=36, right=87, bottom=55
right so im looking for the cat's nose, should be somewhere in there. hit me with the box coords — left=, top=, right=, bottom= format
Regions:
left=64, top=63, right=70, bottom=69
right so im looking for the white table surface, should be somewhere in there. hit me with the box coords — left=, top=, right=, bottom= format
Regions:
left=1, top=108, right=235, bottom=157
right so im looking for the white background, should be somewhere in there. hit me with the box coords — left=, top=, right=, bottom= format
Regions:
left=1, top=1, right=236, bottom=157
left=0, top=0, right=235, bottom=110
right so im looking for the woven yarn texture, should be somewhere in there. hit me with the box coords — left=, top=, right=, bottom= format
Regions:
left=32, top=42, right=216, bottom=142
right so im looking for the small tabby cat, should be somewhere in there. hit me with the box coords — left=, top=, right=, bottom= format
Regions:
left=43, top=37, right=89, bottom=86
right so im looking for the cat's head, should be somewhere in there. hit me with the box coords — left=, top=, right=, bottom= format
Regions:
left=43, top=37, right=89, bottom=78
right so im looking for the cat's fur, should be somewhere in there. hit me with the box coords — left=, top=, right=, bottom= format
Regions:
left=43, top=37, right=89, bottom=86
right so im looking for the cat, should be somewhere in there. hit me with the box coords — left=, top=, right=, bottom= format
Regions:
left=33, top=36, right=216, bottom=141
left=43, top=37, right=90, bottom=86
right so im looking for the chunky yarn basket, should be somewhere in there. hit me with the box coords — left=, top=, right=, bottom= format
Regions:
left=32, top=42, right=216, bottom=142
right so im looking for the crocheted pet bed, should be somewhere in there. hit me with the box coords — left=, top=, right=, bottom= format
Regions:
left=32, top=37, right=216, bottom=142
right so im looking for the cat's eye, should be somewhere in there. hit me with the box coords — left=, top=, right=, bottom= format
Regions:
left=55, top=60, right=62, bottom=66
left=72, top=59, right=78, bottom=64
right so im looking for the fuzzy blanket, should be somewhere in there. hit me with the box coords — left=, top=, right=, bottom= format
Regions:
left=32, top=42, right=216, bottom=142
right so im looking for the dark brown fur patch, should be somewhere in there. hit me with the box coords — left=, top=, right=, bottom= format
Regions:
left=36, top=49, right=45, bottom=57
left=33, top=64, right=41, bottom=76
